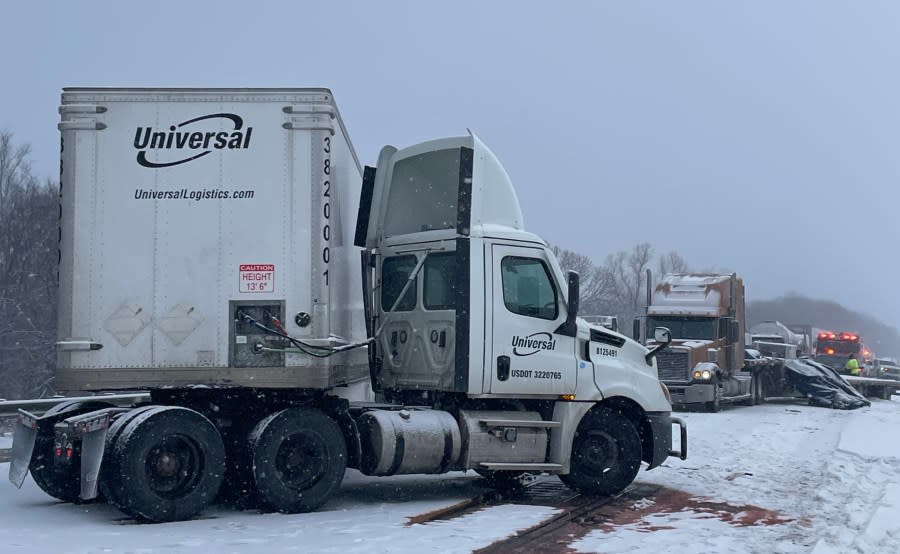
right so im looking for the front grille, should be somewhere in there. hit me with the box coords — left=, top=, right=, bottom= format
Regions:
left=656, top=351, right=690, bottom=382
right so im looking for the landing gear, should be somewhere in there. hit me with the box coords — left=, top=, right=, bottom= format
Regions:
left=560, top=408, right=641, bottom=496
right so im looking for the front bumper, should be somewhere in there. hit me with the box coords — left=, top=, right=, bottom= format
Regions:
left=645, top=412, right=687, bottom=468
left=667, top=382, right=715, bottom=404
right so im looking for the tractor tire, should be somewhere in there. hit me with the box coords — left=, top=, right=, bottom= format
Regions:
left=560, top=407, right=642, bottom=497
left=249, top=407, right=346, bottom=514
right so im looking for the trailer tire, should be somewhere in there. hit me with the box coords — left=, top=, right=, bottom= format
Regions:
left=98, top=406, right=159, bottom=511
left=560, top=407, right=641, bottom=497
left=249, top=407, right=346, bottom=514
left=110, top=406, right=225, bottom=522
left=29, top=400, right=115, bottom=503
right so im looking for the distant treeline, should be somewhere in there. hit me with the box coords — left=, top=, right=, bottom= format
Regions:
left=749, top=294, right=900, bottom=359
left=0, top=131, right=57, bottom=400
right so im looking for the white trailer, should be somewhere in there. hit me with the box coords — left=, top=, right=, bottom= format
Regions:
left=10, top=88, right=686, bottom=522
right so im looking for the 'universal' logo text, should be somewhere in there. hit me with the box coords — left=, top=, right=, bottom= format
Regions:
left=133, top=113, right=253, bottom=168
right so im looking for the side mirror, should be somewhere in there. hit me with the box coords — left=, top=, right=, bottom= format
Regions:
left=645, top=326, right=672, bottom=366
left=633, top=318, right=642, bottom=342
left=654, top=327, right=671, bottom=343
left=554, top=271, right=580, bottom=337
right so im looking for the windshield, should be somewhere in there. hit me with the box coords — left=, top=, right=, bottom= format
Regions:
left=647, top=316, right=717, bottom=340
left=816, top=339, right=861, bottom=357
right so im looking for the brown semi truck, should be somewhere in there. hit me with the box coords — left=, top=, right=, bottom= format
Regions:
left=634, top=273, right=772, bottom=411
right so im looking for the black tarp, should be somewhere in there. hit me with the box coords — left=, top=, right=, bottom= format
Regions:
left=783, top=359, right=871, bottom=410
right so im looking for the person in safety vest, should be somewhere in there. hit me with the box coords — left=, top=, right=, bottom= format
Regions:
left=845, top=353, right=861, bottom=376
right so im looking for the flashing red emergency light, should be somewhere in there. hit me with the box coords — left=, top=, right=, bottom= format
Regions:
left=825, top=348, right=835, bottom=355
left=818, top=331, right=857, bottom=341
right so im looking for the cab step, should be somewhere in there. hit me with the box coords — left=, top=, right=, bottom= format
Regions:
left=477, top=462, right=563, bottom=472
left=478, top=419, right=561, bottom=428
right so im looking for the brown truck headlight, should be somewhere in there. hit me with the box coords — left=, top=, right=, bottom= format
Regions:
left=692, top=369, right=713, bottom=381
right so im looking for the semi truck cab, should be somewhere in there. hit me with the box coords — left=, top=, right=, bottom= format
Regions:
left=358, top=133, right=684, bottom=471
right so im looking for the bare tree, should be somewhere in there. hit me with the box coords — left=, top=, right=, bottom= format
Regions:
left=0, top=132, right=33, bottom=207
left=626, top=243, right=653, bottom=313
left=551, top=246, right=616, bottom=315
left=591, top=243, right=654, bottom=326
left=0, top=131, right=58, bottom=399
left=657, top=251, right=690, bottom=276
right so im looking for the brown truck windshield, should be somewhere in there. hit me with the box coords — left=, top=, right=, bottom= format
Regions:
left=647, top=316, right=717, bottom=340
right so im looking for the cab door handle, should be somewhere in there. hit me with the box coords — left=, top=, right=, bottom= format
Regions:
left=497, top=355, right=510, bottom=381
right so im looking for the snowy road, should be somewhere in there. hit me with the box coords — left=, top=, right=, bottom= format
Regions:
left=2, top=398, right=899, bottom=553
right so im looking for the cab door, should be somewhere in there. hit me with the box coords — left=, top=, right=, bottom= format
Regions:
left=487, top=244, right=576, bottom=395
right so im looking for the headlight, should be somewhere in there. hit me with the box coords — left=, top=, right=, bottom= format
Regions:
left=692, top=369, right=713, bottom=381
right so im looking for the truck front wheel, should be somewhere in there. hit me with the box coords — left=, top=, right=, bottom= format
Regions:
left=249, top=407, right=346, bottom=513
left=560, top=408, right=641, bottom=497
left=110, top=406, right=225, bottom=522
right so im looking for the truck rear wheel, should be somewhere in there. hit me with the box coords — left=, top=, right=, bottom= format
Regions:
left=29, top=400, right=115, bottom=503
left=560, top=408, right=641, bottom=497
left=99, top=406, right=159, bottom=511
left=109, top=406, right=225, bottom=522
left=249, top=407, right=346, bottom=513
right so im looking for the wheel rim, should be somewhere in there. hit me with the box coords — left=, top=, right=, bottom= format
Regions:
left=578, top=430, right=619, bottom=477
left=274, top=431, right=328, bottom=491
left=144, top=434, right=202, bottom=498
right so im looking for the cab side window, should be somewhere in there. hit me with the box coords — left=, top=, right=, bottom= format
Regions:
left=424, top=252, right=456, bottom=310
left=501, top=256, right=558, bottom=320
left=382, top=255, right=418, bottom=311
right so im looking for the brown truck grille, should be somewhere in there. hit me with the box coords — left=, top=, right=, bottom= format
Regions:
left=656, top=351, right=689, bottom=382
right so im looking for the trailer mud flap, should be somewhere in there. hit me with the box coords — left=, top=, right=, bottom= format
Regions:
left=8, top=410, right=39, bottom=489
left=79, top=427, right=107, bottom=500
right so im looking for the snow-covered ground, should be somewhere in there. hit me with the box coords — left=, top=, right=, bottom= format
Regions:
left=573, top=397, right=900, bottom=553
left=2, top=397, right=899, bottom=553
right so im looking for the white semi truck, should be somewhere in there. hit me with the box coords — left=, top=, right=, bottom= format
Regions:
left=9, top=88, right=686, bottom=522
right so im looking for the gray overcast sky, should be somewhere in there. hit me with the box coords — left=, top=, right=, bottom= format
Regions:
left=3, top=1, right=899, bottom=328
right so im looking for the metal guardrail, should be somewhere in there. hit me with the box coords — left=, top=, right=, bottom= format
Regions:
left=0, top=393, right=150, bottom=418
left=0, top=393, right=150, bottom=464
